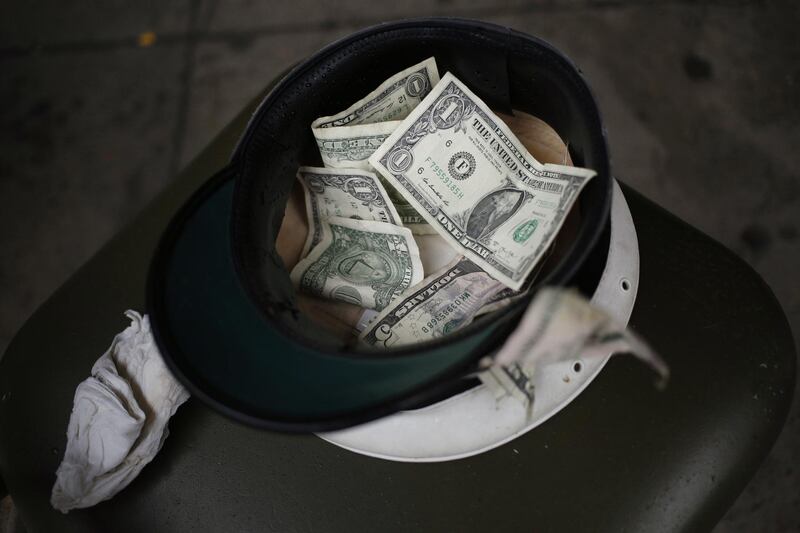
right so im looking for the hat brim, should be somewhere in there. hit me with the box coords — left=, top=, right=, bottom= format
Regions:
left=147, top=167, right=511, bottom=432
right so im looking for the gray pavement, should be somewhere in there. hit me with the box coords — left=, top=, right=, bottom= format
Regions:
left=1, top=1, right=798, bottom=531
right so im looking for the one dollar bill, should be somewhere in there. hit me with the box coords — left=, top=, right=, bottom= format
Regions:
left=290, top=217, right=423, bottom=311
left=297, top=166, right=401, bottom=258
left=311, top=56, right=440, bottom=130
left=313, top=120, right=401, bottom=172
left=311, top=57, right=441, bottom=234
left=369, top=72, right=597, bottom=289
left=360, top=257, right=506, bottom=348
left=311, top=57, right=440, bottom=169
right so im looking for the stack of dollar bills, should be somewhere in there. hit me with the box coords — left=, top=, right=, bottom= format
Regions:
left=288, top=58, right=667, bottom=406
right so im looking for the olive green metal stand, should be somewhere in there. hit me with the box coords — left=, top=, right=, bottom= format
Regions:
left=0, top=88, right=794, bottom=532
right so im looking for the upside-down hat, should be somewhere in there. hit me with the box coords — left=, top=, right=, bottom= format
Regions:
left=146, top=18, right=612, bottom=432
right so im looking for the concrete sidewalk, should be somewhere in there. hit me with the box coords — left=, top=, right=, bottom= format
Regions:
left=1, top=1, right=798, bottom=531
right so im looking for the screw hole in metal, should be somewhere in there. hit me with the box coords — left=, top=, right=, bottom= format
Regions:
left=573, top=361, right=583, bottom=373
left=620, top=278, right=631, bottom=291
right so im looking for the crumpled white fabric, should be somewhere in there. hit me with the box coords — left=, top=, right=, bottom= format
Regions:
left=51, top=310, right=189, bottom=513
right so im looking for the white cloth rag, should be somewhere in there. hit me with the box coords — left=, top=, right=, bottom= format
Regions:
left=51, top=310, right=189, bottom=513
